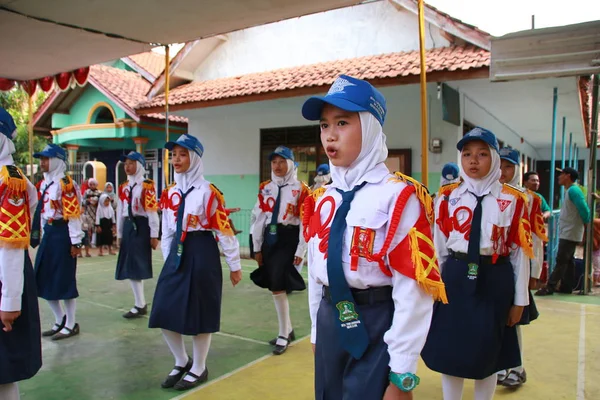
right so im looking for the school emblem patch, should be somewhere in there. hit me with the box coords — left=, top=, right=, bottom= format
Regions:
left=292, top=189, right=300, bottom=197
left=336, top=301, right=359, bottom=323
left=497, top=199, right=511, bottom=212
left=467, top=263, right=478, bottom=280
left=449, top=198, right=460, bottom=206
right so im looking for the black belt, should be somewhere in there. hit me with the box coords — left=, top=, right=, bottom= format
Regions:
left=276, top=224, right=298, bottom=230
left=450, top=251, right=509, bottom=265
left=125, top=216, right=148, bottom=222
left=322, top=285, right=393, bottom=306
left=185, top=230, right=213, bottom=238
left=47, top=219, right=67, bottom=226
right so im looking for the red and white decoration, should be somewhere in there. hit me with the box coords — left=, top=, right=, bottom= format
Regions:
left=0, top=67, right=90, bottom=95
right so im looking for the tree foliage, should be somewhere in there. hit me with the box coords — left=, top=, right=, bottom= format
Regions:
left=0, top=88, right=49, bottom=168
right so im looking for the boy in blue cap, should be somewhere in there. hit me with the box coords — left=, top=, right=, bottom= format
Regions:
left=250, top=145, right=309, bottom=355
left=311, top=163, right=331, bottom=191
left=115, top=151, right=159, bottom=318
left=0, top=107, right=41, bottom=399
left=302, top=75, right=445, bottom=399
left=32, top=144, right=84, bottom=341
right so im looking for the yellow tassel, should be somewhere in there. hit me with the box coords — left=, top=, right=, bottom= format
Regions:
left=518, top=218, right=535, bottom=259
left=0, top=237, right=30, bottom=249
left=391, top=172, right=434, bottom=224
left=501, top=183, right=527, bottom=204
left=0, top=166, right=26, bottom=194
left=408, top=228, right=448, bottom=304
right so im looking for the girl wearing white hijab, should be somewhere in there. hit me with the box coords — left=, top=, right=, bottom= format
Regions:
left=301, top=75, right=443, bottom=399
left=149, top=134, right=242, bottom=391
left=0, top=108, right=41, bottom=400
left=422, top=128, right=531, bottom=400
left=95, top=193, right=116, bottom=256
left=115, top=151, right=160, bottom=319
left=250, top=145, right=310, bottom=356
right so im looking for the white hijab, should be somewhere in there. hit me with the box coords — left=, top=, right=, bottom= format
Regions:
left=0, top=132, right=15, bottom=166
left=96, top=193, right=115, bottom=220
left=44, top=157, right=67, bottom=183
left=175, top=150, right=205, bottom=193
left=507, top=164, right=521, bottom=187
left=313, top=173, right=331, bottom=189
left=459, top=143, right=502, bottom=197
left=271, top=159, right=297, bottom=187
left=330, top=112, right=388, bottom=192
left=127, top=160, right=146, bottom=186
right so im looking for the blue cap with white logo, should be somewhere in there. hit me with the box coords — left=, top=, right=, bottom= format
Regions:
left=457, top=127, right=499, bottom=153
left=301, top=75, right=387, bottom=127
left=165, top=134, right=204, bottom=157
left=120, top=151, right=146, bottom=167
left=441, top=162, right=459, bottom=181
left=499, top=147, right=520, bottom=165
left=33, top=144, right=67, bottom=162
left=316, top=163, right=330, bottom=176
left=269, top=145, right=295, bottom=162
left=0, top=107, right=16, bottom=140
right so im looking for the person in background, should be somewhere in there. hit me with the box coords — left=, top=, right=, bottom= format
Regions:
left=522, top=172, right=551, bottom=221
left=440, top=162, right=460, bottom=186
left=311, top=163, right=331, bottom=191
left=95, top=194, right=116, bottom=256
left=83, top=178, right=101, bottom=252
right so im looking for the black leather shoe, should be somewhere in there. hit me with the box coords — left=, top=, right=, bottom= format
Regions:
left=51, top=323, right=80, bottom=341
left=123, top=305, right=148, bottom=319
left=535, top=286, right=554, bottom=296
left=269, top=330, right=295, bottom=346
left=161, top=357, right=193, bottom=388
left=42, top=315, right=66, bottom=337
left=174, top=369, right=209, bottom=391
left=272, top=336, right=289, bottom=355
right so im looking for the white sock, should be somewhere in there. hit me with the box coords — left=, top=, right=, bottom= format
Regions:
left=272, top=293, right=290, bottom=346
left=162, top=329, right=188, bottom=376
left=60, top=299, right=77, bottom=333
left=513, top=325, right=524, bottom=373
left=46, top=300, right=65, bottom=325
left=441, top=374, right=464, bottom=400
left=474, top=374, right=497, bottom=400
left=0, top=383, right=19, bottom=400
left=185, top=333, right=211, bottom=382
left=129, top=280, right=146, bottom=311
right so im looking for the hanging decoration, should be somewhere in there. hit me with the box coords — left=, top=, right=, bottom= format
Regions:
left=0, top=66, right=90, bottom=95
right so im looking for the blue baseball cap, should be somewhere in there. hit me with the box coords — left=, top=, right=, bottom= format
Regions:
left=269, top=145, right=295, bottom=162
left=457, top=127, right=499, bottom=153
left=316, top=163, right=330, bottom=175
left=302, top=75, right=387, bottom=127
left=33, top=144, right=67, bottom=162
left=120, top=151, right=146, bottom=167
left=441, top=162, right=459, bottom=180
left=499, top=147, right=520, bottom=165
left=165, top=134, right=204, bottom=157
left=0, top=107, right=16, bottom=140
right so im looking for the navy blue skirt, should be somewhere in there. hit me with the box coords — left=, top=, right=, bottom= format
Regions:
left=421, top=257, right=521, bottom=379
left=315, top=295, right=393, bottom=400
left=115, top=217, right=152, bottom=281
left=34, top=221, right=79, bottom=300
left=0, top=252, right=42, bottom=384
left=149, top=231, right=222, bottom=335
left=250, top=225, right=305, bottom=292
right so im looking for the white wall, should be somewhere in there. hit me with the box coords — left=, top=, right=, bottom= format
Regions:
left=181, top=82, right=461, bottom=178
left=193, top=1, right=451, bottom=81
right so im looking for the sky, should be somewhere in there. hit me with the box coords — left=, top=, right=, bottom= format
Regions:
left=425, top=0, right=600, bottom=36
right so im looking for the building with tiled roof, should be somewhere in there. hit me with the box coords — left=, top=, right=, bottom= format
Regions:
left=33, top=52, right=187, bottom=190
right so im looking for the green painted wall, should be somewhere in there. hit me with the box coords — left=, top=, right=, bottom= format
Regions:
left=68, top=87, right=127, bottom=125
left=410, top=172, right=442, bottom=195
left=205, top=174, right=259, bottom=211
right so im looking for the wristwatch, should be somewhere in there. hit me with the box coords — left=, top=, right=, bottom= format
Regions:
left=73, top=243, right=83, bottom=249
left=389, top=372, right=420, bottom=392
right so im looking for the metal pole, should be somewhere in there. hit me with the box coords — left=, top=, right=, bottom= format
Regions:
left=560, top=117, right=566, bottom=205
left=574, top=145, right=578, bottom=170
left=568, top=132, right=573, bottom=168
left=417, top=0, right=428, bottom=187
left=28, top=95, right=34, bottom=181
left=548, top=88, right=558, bottom=272
left=584, top=74, right=599, bottom=295
left=163, top=45, right=170, bottom=188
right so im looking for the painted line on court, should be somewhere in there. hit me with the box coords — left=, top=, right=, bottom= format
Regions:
left=77, top=298, right=271, bottom=346
left=170, top=334, right=311, bottom=400
left=576, top=304, right=586, bottom=400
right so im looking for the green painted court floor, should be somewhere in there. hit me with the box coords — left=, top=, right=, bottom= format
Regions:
left=18, top=248, right=600, bottom=399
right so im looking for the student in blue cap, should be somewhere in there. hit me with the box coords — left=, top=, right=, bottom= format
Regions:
left=250, top=145, right=309, bottom=355
left=497, top=147, right=542, bottom=388
left=311, top=163, right=332, bottom=191
left=149, top=134, right=242, bottom=391
left=422, top=128, right=532, bottom=400
left=115, top=151, right=159, bottom=318
left=302, top=75, right=445, bottom=400
left=440, top=162, right=460, bottom=186
left=0, top=107, right=41, bottom=400
left=32, top=143, right=84, bottom=341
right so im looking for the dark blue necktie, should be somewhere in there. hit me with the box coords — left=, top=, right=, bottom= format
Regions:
left=466, top=194, right=485, bottom=285
left=327, top=182, right=369, bottom=360
left=128, top=183, right=138, bottom=231
left=265, top=184, right=287, bottom=246
left=173, top=187, right=194, bottom=270
left=30, top=181, right=54, bottom=248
